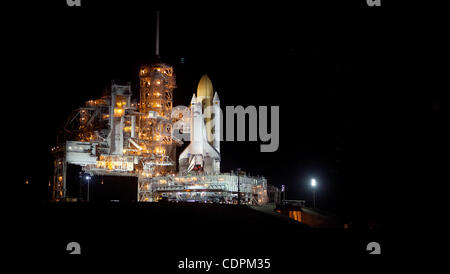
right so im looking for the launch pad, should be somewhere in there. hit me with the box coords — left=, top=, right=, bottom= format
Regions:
left=52, top=63, right=269, bottom=205
left=50, top=11, right=271, bottom=205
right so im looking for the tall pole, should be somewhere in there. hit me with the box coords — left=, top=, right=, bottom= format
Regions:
left=311, top=178, right=317, bottom=209
left=155, top=10, right=160, bottom=57
left=237, top=168, right=241, bottom=205
left=79, top=172, right=82, bottom=202
left=87, top=178, right=90, bottom=203
left=313, top=187, right=315, bottom=208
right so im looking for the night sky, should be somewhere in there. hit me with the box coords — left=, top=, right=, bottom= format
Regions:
left=8, top=0, right=430, bottom=224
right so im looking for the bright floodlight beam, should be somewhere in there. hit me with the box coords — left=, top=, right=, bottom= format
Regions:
left=311, top=178, right=316, bottom=187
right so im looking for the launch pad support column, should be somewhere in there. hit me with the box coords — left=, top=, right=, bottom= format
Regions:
left=237, top=168, right=241, bottom=205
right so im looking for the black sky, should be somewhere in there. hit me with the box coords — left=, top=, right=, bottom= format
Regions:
left=8, top=0, right=419, bottom=223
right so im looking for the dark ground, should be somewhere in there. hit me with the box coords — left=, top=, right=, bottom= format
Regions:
left=8, top=202, right=389, bottom=271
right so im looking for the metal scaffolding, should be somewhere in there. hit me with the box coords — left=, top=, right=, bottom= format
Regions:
left=51, top=63, right=269, bottom=205
left=51, top=63, right=179, bottom=201
left=138, top=173, right=268, bottom=205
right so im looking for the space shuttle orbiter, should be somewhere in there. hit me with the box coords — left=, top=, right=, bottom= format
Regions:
left=179, top=75, right=221, bottom=174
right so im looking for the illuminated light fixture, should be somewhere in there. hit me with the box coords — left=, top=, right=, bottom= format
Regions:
left=114, top=108, right=124, bottom=117
left=311, top=178, right=317, bottom=187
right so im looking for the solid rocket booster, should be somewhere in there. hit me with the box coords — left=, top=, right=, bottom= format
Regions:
left=212, top=91, right=220, bottom=154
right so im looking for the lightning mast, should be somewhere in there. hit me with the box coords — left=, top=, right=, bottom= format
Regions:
left=155, top=10, right=160, bottom=57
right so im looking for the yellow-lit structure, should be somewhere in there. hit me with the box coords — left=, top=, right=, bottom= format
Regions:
left=50, top=11, right=268, bottom=204
left=51, top=69, right=268, bottom=205
left=51, top=63, right=179, bottom=201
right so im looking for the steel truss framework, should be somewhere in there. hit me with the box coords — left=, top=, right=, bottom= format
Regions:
left=51, top=63, right=179, bottom=201
left=138, top=173, right=268, bottom=205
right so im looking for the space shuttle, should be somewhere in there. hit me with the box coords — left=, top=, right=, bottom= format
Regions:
left=179, top=74, right=221, bottom=174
